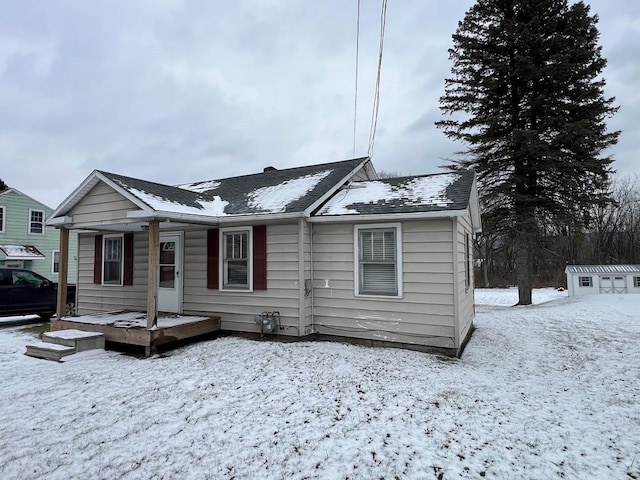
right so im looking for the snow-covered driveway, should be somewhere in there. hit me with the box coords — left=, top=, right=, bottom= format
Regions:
left=0, top=290, right=638, bottom=479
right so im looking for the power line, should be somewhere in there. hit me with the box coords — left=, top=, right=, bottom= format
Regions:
left=367, top=0, right=388, bottom=158
left=352, top=0, right=361, bottom=159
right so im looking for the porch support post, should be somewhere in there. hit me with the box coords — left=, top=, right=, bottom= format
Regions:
left=55, top=228, right=70, bottom=319
left=147, top=220, right=160, bottom=329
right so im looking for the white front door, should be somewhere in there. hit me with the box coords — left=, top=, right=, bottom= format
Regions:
left=158, top=233, right=183, bottom=313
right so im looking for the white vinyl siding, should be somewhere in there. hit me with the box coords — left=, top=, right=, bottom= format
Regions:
left=103, top=235, right=123, bottom=285
left=67, top=182, right=140, bottom=228
left=355, top=224, right=401, bottom=297
left=29, top=209, right=44, bottom=234
left=76, top=233, right=147, bottom=314
left=182, top=224, right=302, bottom=333
left=314, top=220, right=457, bottom=350
left=456, top=215, right=475, bottom=347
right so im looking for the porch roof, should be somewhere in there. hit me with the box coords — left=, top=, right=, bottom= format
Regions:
left=0, top=245, right=45, bottom=260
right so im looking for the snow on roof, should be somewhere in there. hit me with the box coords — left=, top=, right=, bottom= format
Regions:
left=317, top=173, right=458, bottom=215
left=0, top=245, right=45, bottom=260
left=565, top=265, right=640, bottom=274
left=126, top=187, right=229, bottom=217
left=177, top=180, right=221, bottom=193
left=247, top=170, right=332, bottom=213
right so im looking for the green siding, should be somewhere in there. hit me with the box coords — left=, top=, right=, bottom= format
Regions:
left=0, top=189, right=78, bottom=283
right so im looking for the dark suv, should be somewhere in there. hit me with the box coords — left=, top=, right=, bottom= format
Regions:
left=0, top=268, right=76, bottom=320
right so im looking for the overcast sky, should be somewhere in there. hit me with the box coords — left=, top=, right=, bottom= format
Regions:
left=1, top=0, right=638, bottom=208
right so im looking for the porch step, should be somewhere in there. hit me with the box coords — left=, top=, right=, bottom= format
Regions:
left=42, top=329, right=105, bottom=352
left=25, top=342, right=76, bottom=361
left=25, top=329, right=105, bottom=361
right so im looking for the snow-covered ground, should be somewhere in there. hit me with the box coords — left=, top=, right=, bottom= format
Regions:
left=0, top=289, right=638, bottom=479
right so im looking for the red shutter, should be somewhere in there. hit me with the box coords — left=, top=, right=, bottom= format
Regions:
left=207, top=228, right=219, bottom=289
left=93, top=235, right=103, bottom=284
left=253, top=225, right=267, bottom=290
left=123, top=233, right=134, bottom=286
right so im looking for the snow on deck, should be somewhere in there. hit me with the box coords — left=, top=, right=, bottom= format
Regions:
left=63, top=311, right=211, bottom=329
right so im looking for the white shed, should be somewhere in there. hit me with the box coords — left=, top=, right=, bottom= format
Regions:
left=565, top=265, right=640, bottom=296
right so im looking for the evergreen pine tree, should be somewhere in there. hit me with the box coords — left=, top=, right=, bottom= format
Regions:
left=437, top=0, right=619, bottom=304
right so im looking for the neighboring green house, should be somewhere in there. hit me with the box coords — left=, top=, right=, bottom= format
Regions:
left=0, top=186, right=78, bottom=283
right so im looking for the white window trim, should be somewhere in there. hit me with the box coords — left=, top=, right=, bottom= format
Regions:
left=102, top=234, right=124, bottom=286
left=219, top=226, right=253, bottom=292
left=52, top=250, right=60, bottom=274
left=28, top=208, right=45, bottom=235
left=353, top=223, right=403, bottom=299
left=578, top=276, right=592, bottom=287
left=0, top=205, right=5, bottom=233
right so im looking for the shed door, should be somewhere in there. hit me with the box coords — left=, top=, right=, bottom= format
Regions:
left=157, top=233, right=183, bottom=313
left=599, top=276, right=627, bottom=294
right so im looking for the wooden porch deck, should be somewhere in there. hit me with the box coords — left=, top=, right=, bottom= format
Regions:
left=50, top=312, right=220, bottom=356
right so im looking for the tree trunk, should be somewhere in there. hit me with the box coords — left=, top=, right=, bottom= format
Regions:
left=514, top=208, right=535, bottom=305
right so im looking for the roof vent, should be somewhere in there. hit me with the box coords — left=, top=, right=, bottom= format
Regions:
left=263, top=166, right=277, bottom=172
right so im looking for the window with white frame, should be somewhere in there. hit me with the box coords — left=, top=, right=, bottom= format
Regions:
left=222, top=228, right=251, bottom=289
left=579, top=276, right=592, bottom=287
left=103, top=235, right=123, bottom=285
left=29, top=209, right=44, bottom=234
left=0, top=206, right=5, bottom=233
left=355, top=224, right=402, bottom=297
left=52, top=250, right=60, bottom=274
left=634, top=277, right=640, bottom=288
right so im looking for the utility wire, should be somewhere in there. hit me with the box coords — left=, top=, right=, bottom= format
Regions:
left=367, top=0, right=388, bottom=158
left=352, top=0, right=361, bottom=159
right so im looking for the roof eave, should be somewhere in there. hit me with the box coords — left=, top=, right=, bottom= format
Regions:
left=127, top=209, right=307, bottom=225
left=308, top=209, right=470, bottom=224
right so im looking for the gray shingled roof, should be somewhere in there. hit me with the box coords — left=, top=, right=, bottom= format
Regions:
left=316, top=170, right=475, bottom=216
left=99, top=158, right=368, bottom=216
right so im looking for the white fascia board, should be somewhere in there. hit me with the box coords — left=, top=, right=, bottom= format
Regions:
left=46, top=215, right=73, bottom=226
left=304, top=157, right=370, bottom=216
left=127, top=209, right=306, bottom=225
left=308, top=209, right=469, bottom=224
left=469, top=175, right=482, bottom=233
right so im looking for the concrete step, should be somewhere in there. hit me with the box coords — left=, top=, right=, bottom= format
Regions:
left=42, top=329, right=105, bottom=352
left=25, top=342, right=76, bottom=361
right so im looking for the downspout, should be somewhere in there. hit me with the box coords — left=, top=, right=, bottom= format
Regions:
left=298, top=218, right=305, bottom=337
left=452, top=217, right=461, bottom=354
left=310, top=221, right=315, bottom=334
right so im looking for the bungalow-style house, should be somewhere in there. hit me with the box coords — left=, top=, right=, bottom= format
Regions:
left=565, top=265, right=640, bottom=296
left=0, top=186, right=78, bottom=283
left=47, top=157, right=481, bottom=356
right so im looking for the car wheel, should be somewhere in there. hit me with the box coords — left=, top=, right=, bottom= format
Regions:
left=38, top=313, right=52, bottom=321
left=65, top=301, right=76, bottom=316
